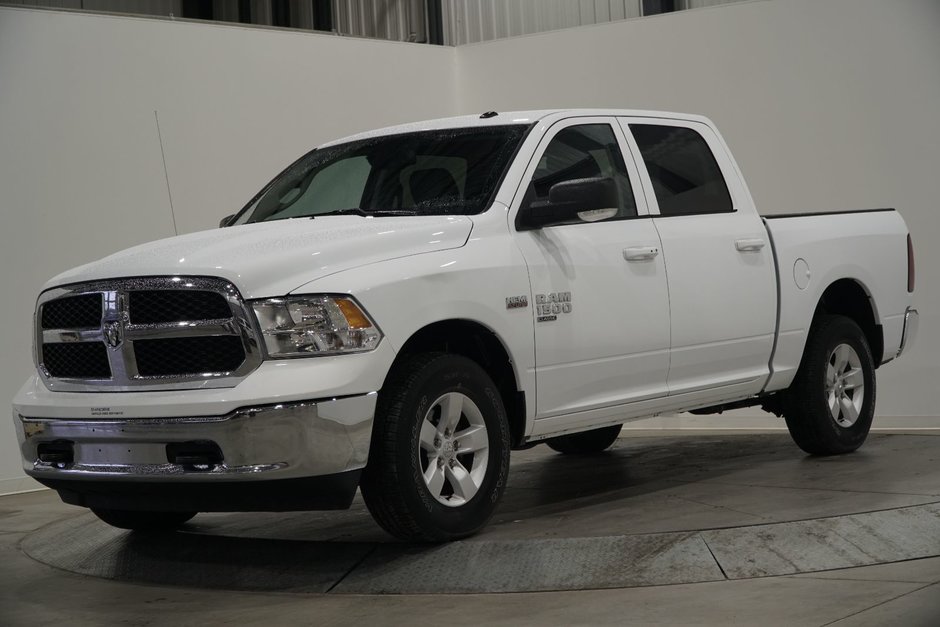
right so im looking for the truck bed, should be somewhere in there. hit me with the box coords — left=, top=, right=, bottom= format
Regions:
left=762, top=208, right=911, bottom=393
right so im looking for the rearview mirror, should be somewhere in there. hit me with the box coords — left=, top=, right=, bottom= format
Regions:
left=219, top=214, right=235, bottom=228
left=518, top=177, right=618, bottom=229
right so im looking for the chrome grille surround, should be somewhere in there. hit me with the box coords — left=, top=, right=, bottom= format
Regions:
left=35, top=276, right=263, bottom=391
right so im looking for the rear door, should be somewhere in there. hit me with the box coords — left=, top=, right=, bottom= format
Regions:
left=512, top=117, right=671, bottom=420
left=619, top=118, right=776, bottom=396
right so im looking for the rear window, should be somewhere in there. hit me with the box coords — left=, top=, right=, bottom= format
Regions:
left=630, top=125, right=733, bottom=216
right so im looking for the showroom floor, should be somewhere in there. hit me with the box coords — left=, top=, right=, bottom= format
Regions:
left=3, top=431, right=940, bottom=625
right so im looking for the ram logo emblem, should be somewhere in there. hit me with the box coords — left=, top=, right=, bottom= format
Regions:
left=103, top=320, right=123, bottom=349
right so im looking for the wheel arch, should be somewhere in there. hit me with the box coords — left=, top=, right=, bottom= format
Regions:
left=386, top=319, right=527, bottom=447
left=813, top=278, right=884, bottom=366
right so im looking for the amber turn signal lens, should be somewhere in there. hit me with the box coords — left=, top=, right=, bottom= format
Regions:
left=336, top=298, right=372, bottom=329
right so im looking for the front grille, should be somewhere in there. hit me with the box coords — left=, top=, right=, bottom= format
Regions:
left=41, top=294, right=102, bottom=329
left=129, top=290, right=232, bottom=324
left=135, top=336, right=246, bottom=376
left=42, top=342, right=111, bottom=378
left=35, top=277, right=260, bottom=390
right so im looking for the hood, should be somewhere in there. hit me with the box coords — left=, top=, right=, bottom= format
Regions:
left=46, top=215, right=473, bottom=299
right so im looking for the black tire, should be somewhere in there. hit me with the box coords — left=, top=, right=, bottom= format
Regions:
left=360, top=352, right=511, bottom=542
left=91, top=508, right=196, bottom=532
left=546, top=424, right=623, bottom=454
left=784, top=315, right=876, bottom=455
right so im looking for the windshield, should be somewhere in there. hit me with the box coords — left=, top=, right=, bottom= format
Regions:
left=232, top=125, right=529, bottom=224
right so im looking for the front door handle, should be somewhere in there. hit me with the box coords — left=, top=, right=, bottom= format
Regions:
left=735, top=238, right=766, bottom=252
left=623, top=246, right=660, bottom=262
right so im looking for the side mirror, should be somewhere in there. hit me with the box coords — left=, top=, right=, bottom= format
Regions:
left=518, top=177, right=619, bottom=229
left=219, top=214, right=235, bottom=228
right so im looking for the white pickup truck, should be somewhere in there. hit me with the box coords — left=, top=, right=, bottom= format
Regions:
left=14, top=110, right=918, bottom=541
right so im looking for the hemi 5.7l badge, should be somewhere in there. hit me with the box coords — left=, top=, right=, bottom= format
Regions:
left=536, top=292, right=572, bottom=322
left=506, top=295, right=528, bottom=309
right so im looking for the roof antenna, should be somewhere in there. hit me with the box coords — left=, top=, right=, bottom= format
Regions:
left=480, top=111, right=498, bottom=119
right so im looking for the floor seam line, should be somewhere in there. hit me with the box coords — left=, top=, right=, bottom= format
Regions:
left=670, top=494, right=771, bottom=522
left=786, top=574, right=930, bottom=585
left=819, top=581, right=937, bottom=626
left=325, top=545, right=377, bottom=594
left=686, top=480, right=938, bottom=498
left=699, top=533, right=728, bottom=580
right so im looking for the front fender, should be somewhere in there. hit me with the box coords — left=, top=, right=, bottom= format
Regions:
left=295, top=238, right=536, bottom=425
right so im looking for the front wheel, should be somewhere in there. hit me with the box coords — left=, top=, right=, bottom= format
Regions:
left=783, top=315, right=876, bottom=455
left=360, top=353, right=511, bottom=542
left=91, top=508, right=196, bottom=532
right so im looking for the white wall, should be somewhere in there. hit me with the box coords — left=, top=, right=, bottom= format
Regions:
left=0, top=6, right=456, bottom=492
left=457, top=0, right=940, bottom=423
left=3, top=0, right=939, bottom=492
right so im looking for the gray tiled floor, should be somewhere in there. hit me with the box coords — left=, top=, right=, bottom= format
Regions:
left=3, top=432, right=940, bottom=625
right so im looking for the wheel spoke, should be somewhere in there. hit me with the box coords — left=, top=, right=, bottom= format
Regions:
left=827, top=389, right=840, bottom=419
left=444, top=460, right=478, bottom=501
left=833, top=345, right=850, bottom=375
left=825, top=363, right=837, bottom=388
left=438, top=393, right=464, bottom=435
left=842, top=367, right=864, bottom=390
left=454, top=425, right=488, bottom=453
left=424, top=462, right=446, bottom=497
left=840, top=394, right=859, bottom=422
left=419, top=419, right=438, bottom=452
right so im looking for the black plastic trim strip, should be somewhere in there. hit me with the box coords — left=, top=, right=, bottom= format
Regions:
left=40, top=471, right=362, bottom=512
left=517, top=213, right=653, bottom=232
left=650, top=209, right=737, bottom=218
left=764, top=208, right=895, bottom=219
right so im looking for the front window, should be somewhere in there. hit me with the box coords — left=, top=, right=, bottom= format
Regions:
left=232, top=125, right=528, bottom=224
left=522, top=123, right=637, bottom=223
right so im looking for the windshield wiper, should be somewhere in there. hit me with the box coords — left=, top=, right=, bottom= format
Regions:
left=312, top=208, right=419, bottom=218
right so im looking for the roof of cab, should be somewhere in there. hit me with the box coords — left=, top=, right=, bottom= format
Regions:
left=320, top=109, right=713, bottom=147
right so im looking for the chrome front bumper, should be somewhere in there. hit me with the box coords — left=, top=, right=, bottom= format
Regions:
left=15, top=393, right=376, bottom=483
left=897, top=307, right=919, bottom=358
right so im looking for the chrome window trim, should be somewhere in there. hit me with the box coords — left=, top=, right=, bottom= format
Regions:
left=35, top=276, right=263, bottom=392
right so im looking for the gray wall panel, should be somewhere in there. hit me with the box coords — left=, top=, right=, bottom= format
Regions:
left=333, top=0, right=426, bottom=42
left=441, top=0, right=751, bottom=45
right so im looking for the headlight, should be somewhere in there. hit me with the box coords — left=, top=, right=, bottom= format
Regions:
left=251, top=295, right=382, bottom=358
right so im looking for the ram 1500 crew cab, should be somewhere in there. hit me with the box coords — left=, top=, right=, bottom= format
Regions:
left=13, top=110, right=918, bottom=541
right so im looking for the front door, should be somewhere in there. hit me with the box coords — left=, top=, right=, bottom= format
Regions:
left=512, top=118, right=671, bottom=420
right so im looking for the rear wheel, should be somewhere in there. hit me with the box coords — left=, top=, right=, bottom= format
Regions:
left=360, top=353, right=511, bottom=542
left=546, top=424, right=622, bottom=454
left=91, top=508, right=196, bottom=532
left=784, top=315, right=876, bottom=455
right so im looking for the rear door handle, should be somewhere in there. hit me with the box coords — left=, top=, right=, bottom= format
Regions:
left=735, top=238, right=766, bottom=252
left=623, top=246, right=660, bottom=261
